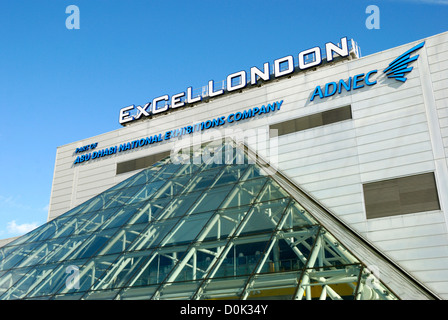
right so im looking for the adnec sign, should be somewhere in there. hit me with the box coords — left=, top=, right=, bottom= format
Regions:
left=310, top=41, right=425, bottom=101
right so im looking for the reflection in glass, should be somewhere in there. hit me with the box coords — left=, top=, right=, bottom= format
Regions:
left=0, top=141, right=400, bottom=300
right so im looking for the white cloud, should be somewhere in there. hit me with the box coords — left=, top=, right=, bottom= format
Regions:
left=7, top=220, right=39, bottom=235
left=0, top=195, right=31, bottom=211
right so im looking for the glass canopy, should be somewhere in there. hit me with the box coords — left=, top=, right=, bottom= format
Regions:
left=0, top=141, right=408, bottom=300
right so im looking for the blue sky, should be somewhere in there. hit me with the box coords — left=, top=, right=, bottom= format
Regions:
left=0, top=0, right=447, bottom=239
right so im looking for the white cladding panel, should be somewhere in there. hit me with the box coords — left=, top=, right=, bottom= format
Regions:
left=49, top=32, right=448, bottom=299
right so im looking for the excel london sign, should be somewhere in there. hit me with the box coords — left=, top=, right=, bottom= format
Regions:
left=119, top=37, right=356, bottom=125
left=118, top=38, right=424, bottom=125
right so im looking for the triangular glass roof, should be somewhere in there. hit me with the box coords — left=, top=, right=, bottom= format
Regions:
left=0, top=140, right=438, bottom=300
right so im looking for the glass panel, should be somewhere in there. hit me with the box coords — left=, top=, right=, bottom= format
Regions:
left=37, top=234, right=91, bottom=265
left=74, top=207, right=119, bottom=235
left=172, top=163, right=202, bottom=178
left=152, top=162, right=182, bottom=181
left=0, top=216, right=63, bottom=247
left=25, top=259, right=88, bottom=298
left=257, top=180, right=291, bottom=202
left=240, top=165, right=263, bottom=182
left=189, top=184, right=235, bottom=215
left=68, top=229, right=119, bottom=261
left=119, top=285, right=158, bottom=300
left=238, top=199, right=290, bottom=236
left=160, top=212, right=214, bottom=247
left=183, top=166, right=225, bottom=193
left=127, top=218, right=181, bottom=251
left=0, top=242, right=43, bottom=271
left=52, top=195, right=102, bottom=218
left=156, top=190, right=203, bottom=220
left=281, top=201, right=318, bottom=229
left=15, top=218, right=58, bottom=244
left=96, top=224, right=147, bottom=256
left=91, top=189, right=125, bottom=210
left=0, top=268, right=31, bottom=298
left=69, top=195, right=109, bottom=214
left=0, top=264, right=59, bottom=300
left=169, top=245, right=226, bottom=284
left=127, top=179, right=166, bottom=204
left=219, top=177, right=268, bottom=209
left=213, top=165, right=249, bottom=186
left=52, top=215, right=82, bottom=239
left=106, top=184, right=146, bottom=208
left=100, top=203, right=143, bottom=230
left=280, top=225, right=319, bottom=267
left=81, top=289, right=120, bottom=300
left=0, top=244, right=23, bottom=265
left=202, top=206, right=252, bottom=241
left=126, top=197, right=172, bottom=225
left=57, top=254, right=120, bottom=295
left=11, top=238, right=67, bottom=269
left=126, top=249, right=186, bottom=287
left=92, top=251, right=153, bottom=291
left=256, top=238, right=311, bottom=274
left=147, top=175, right=191, bottom=199
left=212, top=241, right=269, bottom=278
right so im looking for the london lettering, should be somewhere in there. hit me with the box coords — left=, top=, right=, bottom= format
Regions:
left=119, top=37, right=351, bottom=125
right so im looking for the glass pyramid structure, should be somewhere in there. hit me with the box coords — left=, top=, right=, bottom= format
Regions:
left=0, top=140, right=437, bottom=300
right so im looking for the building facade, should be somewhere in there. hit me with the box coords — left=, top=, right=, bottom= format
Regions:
left=10, top=31, right=448, bottom=299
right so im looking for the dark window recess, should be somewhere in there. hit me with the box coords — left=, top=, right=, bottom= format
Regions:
left=116, top=151, right=171, bottom=175
left=363, top=172, right=441, bottom=220
left=270, top=105, right=352, bottom=137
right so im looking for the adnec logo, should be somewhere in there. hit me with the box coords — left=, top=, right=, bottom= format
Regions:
left=383, top=41, right=425, bottom=83
left=310, top=41, right=425, bottom=101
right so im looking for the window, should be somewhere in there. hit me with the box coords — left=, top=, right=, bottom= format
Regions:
left=116, top=151, right=171, bottom=174
left=363, top=172, right=441, bottom=219
left=270, top=105, right=352, bottom=137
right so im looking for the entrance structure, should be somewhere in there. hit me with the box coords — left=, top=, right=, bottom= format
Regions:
left=0, top=141, right=438, bottom=300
